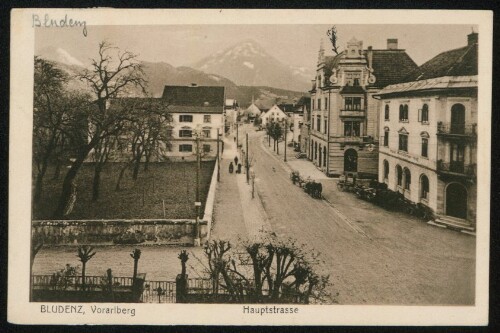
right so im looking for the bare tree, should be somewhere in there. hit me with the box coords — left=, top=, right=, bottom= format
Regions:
left=327, top=26, right=341, bottom=55
left=52, top=41, right=147, bottom=218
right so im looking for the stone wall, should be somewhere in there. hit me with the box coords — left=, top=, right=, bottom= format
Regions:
left=32, top=219, right=208, bottom=246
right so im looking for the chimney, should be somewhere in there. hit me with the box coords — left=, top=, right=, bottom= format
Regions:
left=467, top=32, right=478, bottom=46
left=367, top=46, right=373, bottom=69
left=387, top=38, right=398, bottom=50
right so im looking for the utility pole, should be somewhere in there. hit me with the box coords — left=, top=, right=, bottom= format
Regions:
left=236, top=123, right=239, bottom=150
left=194, top=136, right=201, bottom=246
left=284, top=118, right=288, bottom=162
left=246, top=133, right=249, bottom=184
left=217, top=128, right=220, bottom=182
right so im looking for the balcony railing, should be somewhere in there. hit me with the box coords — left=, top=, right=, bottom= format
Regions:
left=330, top=136, right=374, bottom=144
left=437, top=160, right=476, bottom=177
left=340, top=109, right=365, bottom=117
left=437, top=122, right=477, bottom=136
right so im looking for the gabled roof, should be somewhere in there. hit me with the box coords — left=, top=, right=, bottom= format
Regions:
left=402, top=43, right=477, bottom=82
left=369, top=50, right=418, bottom=87
left=109, top=98, right=222, bottom=114
left=245, top=103, right=262, bottom=117
left=321, top=49, right=418, bottom=88
left=162, top=85, right=225, bottom=107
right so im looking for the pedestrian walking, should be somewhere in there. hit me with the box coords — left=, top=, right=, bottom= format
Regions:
left=229, top=162, right=234, bottom=174
left=317, top=182, right=323, bottom=199
left=234, top=156, right=239, bottom=165
left=237, top=163, right=242, bottom=174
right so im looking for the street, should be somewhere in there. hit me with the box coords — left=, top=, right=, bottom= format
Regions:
left=212, top=124, right=475, bottom=305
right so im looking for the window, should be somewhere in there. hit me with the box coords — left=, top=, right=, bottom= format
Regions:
left=420, top=174, right=429, bottom=200
left=345, top=97, right=362, bottom=110
left=421, top=138, right=428, bottom=157
left=311, top=116, right=314, bottom=130
left=165, top=127, right=173, bottom=138
left=179, top=144, right=192, bottom=152
left=312, top=99, right=315, bottom=110
left=317, top=117, right=321, bottom=132
left=203, top=144, right=211, bottom=153
left=318, top=99, right=322, bottom=110
left=323, top=147, right=327, bottom=167
left=404, top=168, right=411, bottom=190
left=179, top=115, right=193, bottom=122
left=203, top=115, right=211, bottom=123
left=383, top=160, right=389, bottom=180
left=202, top=129, right=211, bottom=138
left=419, top=104, right=429, bottom=123
left=384, top=104, right=390, bottom=120
left=399, top=104, right=408, bottom=121
left=399, top=133, right=408, bottom=152
left=396, top=165, right=403, bottom=186
left=383, top=129, right=389, bottom=147
left=324, top=119, right=327, bottom=134
left=325, top=98, right=328, bottom=110
left=179, top=129, right=192, bottom=137
left=344, top=121, right=360, bottom=137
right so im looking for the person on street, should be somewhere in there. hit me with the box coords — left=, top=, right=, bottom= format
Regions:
left=229, top=162, right=234, bottom=174
left=234, top=156, right=239, bottom=165
left=237, top=163, right=242, bottom=174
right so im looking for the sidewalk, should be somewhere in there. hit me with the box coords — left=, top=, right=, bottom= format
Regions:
left=211, top=133, right=272, bottom=242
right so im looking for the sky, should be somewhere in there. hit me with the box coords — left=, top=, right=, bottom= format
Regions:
left=35, top=24, right=476, bottom=69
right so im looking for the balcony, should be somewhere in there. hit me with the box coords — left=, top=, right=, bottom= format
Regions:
left=340, top=109, right=365, bottom=118
left=437, top=122, right=477, bottom=138
left=330, top=136, right=374, bottom=144
left=437, top=160, right=476, bottom=178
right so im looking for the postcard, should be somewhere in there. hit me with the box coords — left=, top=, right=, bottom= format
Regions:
left=8, top=8, right=492, bottom=325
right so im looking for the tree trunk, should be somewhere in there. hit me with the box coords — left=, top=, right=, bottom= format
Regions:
left=33, top=172, right=44, bottom=204
left=144, top=152, right=151, bottom=172
left=52, top=161, right=61, bottom=180
left=115, top=163, right=129, bottom=191
left=52, top=143, right=94, bottom=219
left=81, top=262, right=86, bottom=291
left=92, top=164, right=102, bottom=201
left=132, top=158, right=140, bottom=180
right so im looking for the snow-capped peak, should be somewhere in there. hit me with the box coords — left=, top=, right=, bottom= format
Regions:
left=55, top=48, right=84, bottom=67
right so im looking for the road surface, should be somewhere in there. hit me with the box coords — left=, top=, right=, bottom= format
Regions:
left=240, top=125, right=475, bottom=305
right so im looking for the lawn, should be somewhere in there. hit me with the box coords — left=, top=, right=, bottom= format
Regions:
left=33, top=161, right=215, bottom=220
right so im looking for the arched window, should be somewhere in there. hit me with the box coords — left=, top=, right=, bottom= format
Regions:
left=383, top=127, right=389, bottom=147
left=399, top=105, right=404, bottom=121
left=384, top=104, right=390, bottom=120
left=383, top=160, right=389, bottom=181
left=396, top=165, right=403, bottom=186
left=420, top=104, right=429, bottom=123
left=420, top=131, right=430, bottom=157
left=314, top=142, right=318, bottom=160
left=404, top=167, right=411, bottom=190
left=420, top=174, right=429, bottom=200
left=403, top=104, right=409, bottom=121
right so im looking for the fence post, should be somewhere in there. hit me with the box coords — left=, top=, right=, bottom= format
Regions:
left=107, top=268, right=115, bottom=302
left=176, top=274, right=188, bottom=303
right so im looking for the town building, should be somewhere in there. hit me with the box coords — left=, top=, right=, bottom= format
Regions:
left=244, top=101, right=262, bottom=121
left=161, top=85, right=225, bottom=161
left=308, top=38, right=418, bottom=178
left=260, top=104, right=290, bottom=127
left=109, top=84, right=225, bottom=162
left=287, top=96, right=310, bottom=148
left=224, top=98, right=239, bottom=132
left=374, top=32, right=478, bottom=231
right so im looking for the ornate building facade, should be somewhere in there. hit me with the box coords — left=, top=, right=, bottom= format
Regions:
left=308, top=38, right=418, bottom=178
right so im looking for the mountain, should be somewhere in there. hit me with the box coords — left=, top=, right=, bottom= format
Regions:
left=193, top=40, right=313, bottom=92
left=35, top=48, right=306, bottom=108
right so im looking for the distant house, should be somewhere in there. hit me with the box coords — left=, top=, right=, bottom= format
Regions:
left=260, top=104, right=290, bottom=127
left=245, top=103, right=262, bottom=121
left=225, top=98, right=239, bottom=132
left=374, top=32, right=478, bottom=232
